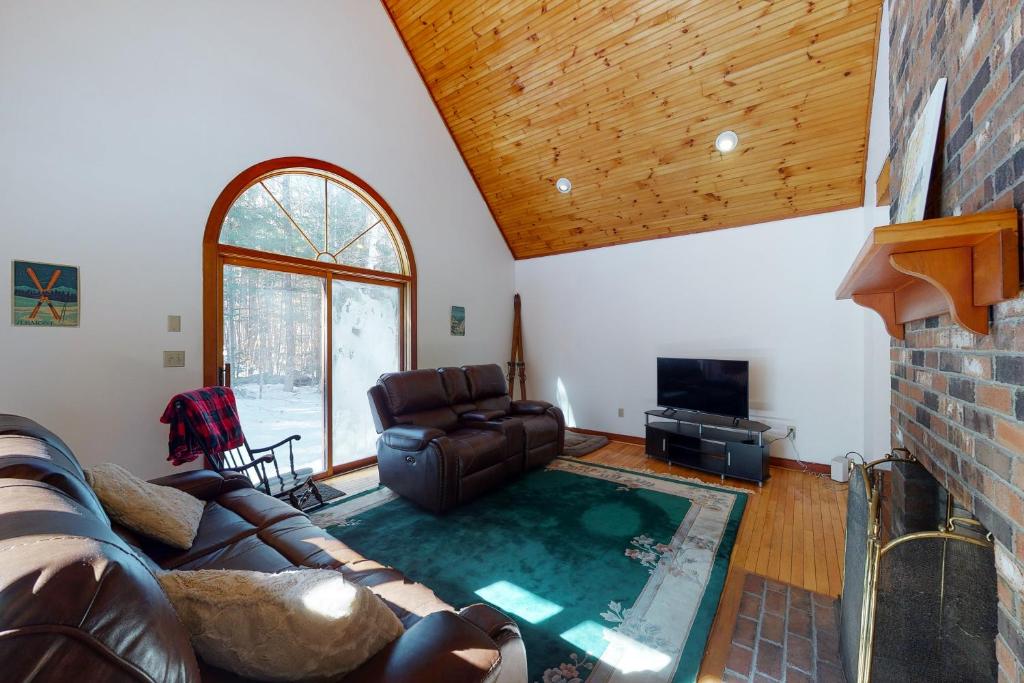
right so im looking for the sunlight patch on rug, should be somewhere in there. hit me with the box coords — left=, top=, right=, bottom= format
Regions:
left=475, top=581, right=564, bottom=624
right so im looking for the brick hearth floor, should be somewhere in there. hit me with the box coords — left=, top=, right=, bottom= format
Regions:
left=724, top=572, right=845, bottom=683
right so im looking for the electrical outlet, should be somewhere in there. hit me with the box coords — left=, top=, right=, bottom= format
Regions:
left=163, top=351, right=185, bottom=368
left=617, top=408, right=625, bottom=418
left=167, top=315, right=181, bottom=332
left=787, top=425, right=797, bottom=440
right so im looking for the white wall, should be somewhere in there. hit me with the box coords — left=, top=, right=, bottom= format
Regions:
left=0, top=1, right=513, bottom=478
left=514, top=209, right=869, bottom=465
left=861, top=1, right=893, bottom=460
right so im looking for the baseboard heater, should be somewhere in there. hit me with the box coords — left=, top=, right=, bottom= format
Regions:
left=839, top=453, right=997, bottom=682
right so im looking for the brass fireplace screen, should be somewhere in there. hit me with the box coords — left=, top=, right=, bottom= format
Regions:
left=839, top=454, right=997, bottom=683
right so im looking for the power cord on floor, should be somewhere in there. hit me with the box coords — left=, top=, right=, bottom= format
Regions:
left=768, top=428, right=852, bottom=490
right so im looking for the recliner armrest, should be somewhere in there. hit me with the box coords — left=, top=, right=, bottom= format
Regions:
left=149, top=468, right=253, bottom=500
left=342, top=611, right=502, bottom=683
left=382, top=425, right=446, bottom=451
left=458, top=603, right=522, bottom=646
left=511, top=399, right=552, bottom=415
left=461, top=409, right=507, bottom=422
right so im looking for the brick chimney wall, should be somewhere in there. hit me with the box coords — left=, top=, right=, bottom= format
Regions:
left=888, top=1, right=1024, bottom=680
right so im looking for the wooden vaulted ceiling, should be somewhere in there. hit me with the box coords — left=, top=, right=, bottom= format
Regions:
left=384, top=0, right=882, bottom=259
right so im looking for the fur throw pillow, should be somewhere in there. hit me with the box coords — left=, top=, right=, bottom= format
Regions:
left=158, top=569, right=404, bottom=681
left=85, top=462, right=204, bottom=549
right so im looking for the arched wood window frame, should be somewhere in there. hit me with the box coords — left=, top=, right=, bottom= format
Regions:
left=203, top=155, right=417, bottom=400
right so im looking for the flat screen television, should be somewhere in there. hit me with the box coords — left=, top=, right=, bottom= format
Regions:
left=656, top=357, right=749, bottom=419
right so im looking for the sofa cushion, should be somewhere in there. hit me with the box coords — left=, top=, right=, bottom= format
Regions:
left=142, top=502, right=257, bottom=569
left=461, top=409, right=507, bottom=422
left=0, top=479, right=200, bottom=683
left=438, top=366, right=472, bottom=404
left=85, top=462, right=205, bottom=550
left=0, top=433, right=110, bottom=524
left=438, top=366, right=477, bottom=415
left=463, top=364, right=512, bottom=414
left=463, top=364, right=508, bottom=400
left=445, top=429, right=509, bottom=476
left=216, top=487, right=305, bottom=527
left=341, top=559, right=454, bottom=628
left=158, top=568, right=404, bottom=682
left=0, top=414, right=81, bottom=471
left=379, top=369, right=450, bottom=415
left=259, top=515, right=366, bottom=569
left=150, top=468, right=254, bottom=501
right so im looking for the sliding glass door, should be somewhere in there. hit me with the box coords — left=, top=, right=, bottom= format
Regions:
left=222, top=263, right=403, bottom=475
left=223, top=264, right=327, bottom=473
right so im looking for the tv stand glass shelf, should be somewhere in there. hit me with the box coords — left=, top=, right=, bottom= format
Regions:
left=643, top=409, right=771, bottom=485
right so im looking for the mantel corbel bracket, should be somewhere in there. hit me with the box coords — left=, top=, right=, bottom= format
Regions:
left=889, top=246, right=989, bottom=335
left=853, top=292, right=903, bottom=339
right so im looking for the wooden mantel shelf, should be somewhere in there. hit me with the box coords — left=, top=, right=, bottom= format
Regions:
left=836, top=210, right=1020, bottom=339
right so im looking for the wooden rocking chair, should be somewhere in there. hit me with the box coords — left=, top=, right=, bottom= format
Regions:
left=171, top=396, right=325, bottom=510
left=207, top=433, right=324, bottom=511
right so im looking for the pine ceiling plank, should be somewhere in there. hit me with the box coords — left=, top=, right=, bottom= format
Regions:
left=473, top=87, right=872, bottom=189
left=470, top=58, right=873, bottom=160
left=433, top=0, right=857, bottom=115
left=452, top=21, right=877, bottom=147
left=383, top=0, right=881, bottom=258
left=413, top=1, right=669, bottom=82
left=431, top=0, right=871, bottom=114
left=515, top=198, right=865, bottom=257
left=496, top=163, right=868, bottom=224
left=490, top=153, right=870, bottom=218
left=482, top=118, right=871, bottom=192
left=498, top=166, right=867, bottom=228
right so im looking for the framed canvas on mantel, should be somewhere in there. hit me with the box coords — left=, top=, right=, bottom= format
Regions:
left=894, top=78, right=947, bottom=224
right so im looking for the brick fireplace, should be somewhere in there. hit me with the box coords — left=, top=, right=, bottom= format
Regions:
left=888, top=1, right=1024, bottom=680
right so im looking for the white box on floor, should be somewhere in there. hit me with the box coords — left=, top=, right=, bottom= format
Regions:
left=831, top=455, right=851, bottom=483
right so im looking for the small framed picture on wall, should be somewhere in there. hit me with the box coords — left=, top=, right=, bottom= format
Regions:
left=11, top=260, right=80, bottom=327
left=450, top=305, right=465, bottom=336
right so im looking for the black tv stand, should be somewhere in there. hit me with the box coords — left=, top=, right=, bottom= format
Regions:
left=644, top=409, right=770, bottom=486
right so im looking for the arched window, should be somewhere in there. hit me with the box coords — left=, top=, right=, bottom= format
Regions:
left=204, top=157, right=416, bottom=476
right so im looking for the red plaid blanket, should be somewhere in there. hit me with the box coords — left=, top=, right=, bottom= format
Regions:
left=160, top=387, right=244, bottom=466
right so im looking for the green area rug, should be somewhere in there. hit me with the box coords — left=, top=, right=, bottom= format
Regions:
left=319, top=458, right=746, bottom=683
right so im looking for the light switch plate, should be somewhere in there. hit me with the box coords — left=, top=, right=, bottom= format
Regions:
left=167, top=315, right=181, bottom=332
left=163, top=351, right=185, bottom=368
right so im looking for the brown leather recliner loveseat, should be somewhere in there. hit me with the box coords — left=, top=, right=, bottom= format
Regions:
left=0, top=414, right=527, bottom=682
left=366, top=364, right=565, bottom=514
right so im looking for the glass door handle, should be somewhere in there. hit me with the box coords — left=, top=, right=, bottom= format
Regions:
left=217, top=363, right=232, bottom=387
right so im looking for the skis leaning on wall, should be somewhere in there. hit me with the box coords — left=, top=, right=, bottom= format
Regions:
left=507, top=294, right=526, bottom=400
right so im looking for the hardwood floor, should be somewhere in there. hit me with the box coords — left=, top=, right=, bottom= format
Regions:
left=581, top=440, right=849, bottom=597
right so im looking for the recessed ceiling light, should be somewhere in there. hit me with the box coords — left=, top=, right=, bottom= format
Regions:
left=556, top=177, right=572, bottom=193
left=715, top=130, right=739, bottom=153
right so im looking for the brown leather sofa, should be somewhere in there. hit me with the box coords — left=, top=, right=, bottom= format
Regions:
left=367, top=364, right=565, bottom=514
left=0, top=414, right=527, bottom=682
